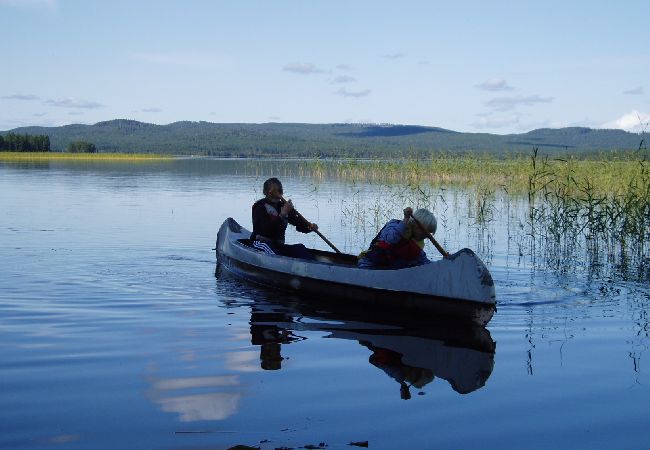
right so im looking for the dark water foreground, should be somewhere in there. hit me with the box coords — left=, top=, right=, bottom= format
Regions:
left=0, top=159, right=648, bottom=449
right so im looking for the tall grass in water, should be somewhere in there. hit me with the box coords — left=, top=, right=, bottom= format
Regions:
left=526, top=147, right=649, bottom=276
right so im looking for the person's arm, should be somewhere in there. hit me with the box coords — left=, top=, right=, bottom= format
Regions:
left=380, top=220, right=408, bottom=244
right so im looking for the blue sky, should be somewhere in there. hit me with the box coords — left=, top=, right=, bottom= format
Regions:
left=1, top=0, right=648, bottom=134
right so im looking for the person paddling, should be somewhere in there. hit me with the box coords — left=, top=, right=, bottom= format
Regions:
left=250, top=177, right=318, bottom=260
left=358, top=207, right=437, bottom=269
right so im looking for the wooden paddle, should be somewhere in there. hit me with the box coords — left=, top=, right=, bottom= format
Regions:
left=281, top=196, right=342, bottom=254
left=408, top=212, right=450, bottom=258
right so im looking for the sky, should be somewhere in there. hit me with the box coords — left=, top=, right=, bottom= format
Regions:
left=1, top=0, right=649, bottom=134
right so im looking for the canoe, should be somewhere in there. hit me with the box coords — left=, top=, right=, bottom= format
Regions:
left=215, top=218, right=496, bottom=326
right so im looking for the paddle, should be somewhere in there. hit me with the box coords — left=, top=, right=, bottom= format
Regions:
left=408, top=211, right=450, bottom=258
left=280, top=196, right=342, bottom=254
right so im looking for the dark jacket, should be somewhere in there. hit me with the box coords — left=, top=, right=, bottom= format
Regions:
left=251, top=198, right=311, bottom=244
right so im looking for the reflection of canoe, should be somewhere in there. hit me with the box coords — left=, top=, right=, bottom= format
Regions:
left=238, top=294, right=496, bottom=396
left=216, top=218, right=496, bottom=325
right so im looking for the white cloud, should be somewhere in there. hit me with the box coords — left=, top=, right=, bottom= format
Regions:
left=282, top=62, right=326, bottom=74
left=476, top=78, right=514, bottom=91
left=45, top=97, right=104, bottom=109
left=602, top=110, right=649, bottom=132
left=335, top=87, right=371, bottom=98
left=485, top=95, right=553, bottom=111
left=623, top=86, right=644, bottom=95
left=2, top=94, right=40, bottom=100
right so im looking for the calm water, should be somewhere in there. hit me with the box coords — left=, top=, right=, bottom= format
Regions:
left=1, top=159, right=648, bottom=450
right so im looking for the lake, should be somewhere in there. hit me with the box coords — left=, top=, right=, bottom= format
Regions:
left=1, top=158, right=648, bottom=450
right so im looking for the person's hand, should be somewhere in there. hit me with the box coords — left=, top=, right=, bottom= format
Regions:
left=310, top=223, right=319, bottom=231
left=280, top=199, right=294, bottom=217
left=403, top=207, right=413, bottom=221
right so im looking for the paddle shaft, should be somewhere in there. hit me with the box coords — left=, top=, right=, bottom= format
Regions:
left=409, top=214, right=450, bottom=258
left=281, top=196, right=342, bottom=254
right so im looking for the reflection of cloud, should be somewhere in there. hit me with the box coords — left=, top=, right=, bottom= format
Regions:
left=476, top=78, right=514, bottom=91
left=148, top=375, right=242, bottom=422
left=335, top=87, right=371, bottom=98
left=602, top=110, right=649, bottom=132
left=485, top=95, right=553, bottom=111
left=1, top=93, right=40, bottom=100
left=156, top=393, right=241, bottom=422
left=45, top=97, right=103, bottom=109
left=623, top=86, right=644, bottom=95
left=282, top=62, right=326, bottom=74
left=151, top=376, right=239, bottom=390
left=226, top=350, right=262, bottom=372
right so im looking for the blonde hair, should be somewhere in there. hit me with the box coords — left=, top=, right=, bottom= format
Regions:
left=411, top=208, right=437, bottom=235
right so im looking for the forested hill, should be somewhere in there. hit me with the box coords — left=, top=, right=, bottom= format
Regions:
left=3, top=119, right=644, bottom=157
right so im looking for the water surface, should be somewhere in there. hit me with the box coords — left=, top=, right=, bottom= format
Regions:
left=1, top=159, right=648, bottom=449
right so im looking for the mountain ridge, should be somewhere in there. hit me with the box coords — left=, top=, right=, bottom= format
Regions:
left=3, top=119, right=644, bottom=156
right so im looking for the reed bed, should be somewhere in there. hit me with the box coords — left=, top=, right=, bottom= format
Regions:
left=315, top=150, right=648, bottom=280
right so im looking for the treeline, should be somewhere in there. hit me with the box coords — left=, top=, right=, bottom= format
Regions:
left=0, top=133, right=51, bottom=152
left=67, top=141, right=96, bottom=153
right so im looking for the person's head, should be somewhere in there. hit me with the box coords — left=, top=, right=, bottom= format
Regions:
left=263, top=177, right=283, bottom=201
left=409, top=208, right=437, bottom=240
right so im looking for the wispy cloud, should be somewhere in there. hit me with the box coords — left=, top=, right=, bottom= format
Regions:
left=477, top=79, right=514, bottom=91
left=485, top=95, right=553, bottom=111
left=471, top=113, right=522, bottom=130
left=141, top=107, right=162, bottom=113
left=331, top=75, right=356, bottom=84
left=2, top=93, right=40, bottom=100
left=602, top=110, right=649, bottom=132
left=131, top=51, right=222, bottom=68
left=381, top=52, right=405, bottom=59
left=0, top=0, right=57, bottom=10
left=336, top=64, right=352, bottom=70
left=335, top=87, right=371, bottom=98
left=417, top=60, right=430, bottom=65
left=282, top=62, right=326, bottom=75
left=623, top=86, right=644, bottom=95
left=33, top=112, right=47, bottom=117
left=45, top=97, right=104, bottom=109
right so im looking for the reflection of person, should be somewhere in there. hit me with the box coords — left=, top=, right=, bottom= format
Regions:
left=358, top=207, right=437, bottom=269
left=365, top=343, right=434, bottom=400
left=251, top=177, right=318, bottom=260
left=250, top=310, right=298, bottom=370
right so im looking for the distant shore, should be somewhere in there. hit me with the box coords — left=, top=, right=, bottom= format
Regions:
left=0, top=152, right=172, bottom=161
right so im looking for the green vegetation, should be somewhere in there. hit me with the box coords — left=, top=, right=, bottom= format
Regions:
left=3, top=119, right=643, bottom=156
left=67, top=140, right=97, bottom=153
left=299, top=151, right=646, bottom=195
left=0, top=132, right=50, bottom=152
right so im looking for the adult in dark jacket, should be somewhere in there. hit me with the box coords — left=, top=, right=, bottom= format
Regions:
left=251, top=177, right=318, bottom=259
